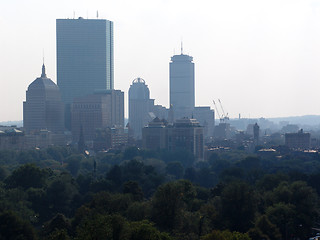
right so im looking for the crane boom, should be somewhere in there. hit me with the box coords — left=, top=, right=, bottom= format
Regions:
left=212, top=100, right=222, bottom=121
left=218, top=99, right=229, bottom=121
left=218, top=99, right=226, bottom=118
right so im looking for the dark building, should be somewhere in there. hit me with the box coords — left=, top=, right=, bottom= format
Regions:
left=253, top=123, right=260, bottom=145
left=71, top=90, right=124, bottom=142
left=285, top=129, right=311, bottom=149
left=142, top=117, right=167, bottom=150
left=0, top=128, right=24, bottom=150
left=94, top=127, right=128, bottom=151
left=23, top=64, right=64, bottom=133
left=57, top=18, right=114, bottom=129
left=142, top=118, right=204, bottom=161
left=214, top=122, right=231, bottom=139
left=168, top=118, right=204, bottom=160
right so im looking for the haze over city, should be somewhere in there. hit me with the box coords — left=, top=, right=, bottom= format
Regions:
left=1, top=0, right=320, bottom=122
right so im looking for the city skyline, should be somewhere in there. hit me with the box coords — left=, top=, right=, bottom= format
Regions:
left=1, top=0, right=320, bottom=122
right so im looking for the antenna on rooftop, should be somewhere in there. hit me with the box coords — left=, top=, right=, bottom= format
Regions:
left=181, top=40, right=183, bottom=55
left=97, top=11, right=99, bottom=19
left=73, top=11, right=75, bottom=19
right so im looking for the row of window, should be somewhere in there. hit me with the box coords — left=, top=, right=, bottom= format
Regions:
left=73, top=104, right=101, bottom=109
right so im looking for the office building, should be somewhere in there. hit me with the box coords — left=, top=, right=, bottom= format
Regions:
left=142, top=118, right=204, bottom=161
left=23, top=64, right=64, bottom=133
left=193, top=106, right=215, bottom=140
left=56, top=18, right=114, bottom=128
left=142, top=117, right=167, bottom=150
left=214, top=122, right=231, bottom=139
left=285, top=129, right=310, bottom=149
left=253, top=123, right=260, bottom=145
left=128, top=78, right=155, bottom=139
left=168, top=118, right=204, bottom=160
left=94, top=127, right=128, bottom=151
left=170, top=52, right=195, bottom=119
left=71, top=90, right=124, bottom=142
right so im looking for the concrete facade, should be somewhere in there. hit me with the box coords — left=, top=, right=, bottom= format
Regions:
left=71, top=90, right=124, bottom=142
left=142, top=118, right=204, bottom=160
left=170, top=54, right=195, bottom=119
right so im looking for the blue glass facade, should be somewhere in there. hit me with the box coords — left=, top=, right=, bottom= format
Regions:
left=56, top=18, right=114, bottom=105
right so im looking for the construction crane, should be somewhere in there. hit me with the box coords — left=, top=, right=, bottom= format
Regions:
left=212, top=100, right=221, bottom=120
left=218, top=99, right=229, bottom=121
left=213, top=99, right=229, bottom=123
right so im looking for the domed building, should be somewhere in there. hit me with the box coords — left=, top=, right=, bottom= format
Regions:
left=128, top=78, right=155, bottom=139
left=23, top=64, right=64, bottom=133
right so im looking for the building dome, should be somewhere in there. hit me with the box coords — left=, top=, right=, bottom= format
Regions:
left=24, top=64, right=64, bottom=133
left=27, top=64, right=61, bottom=101
left=129, top=77, right=150, bottom=100
left=28, top=77, right=59, bottom=91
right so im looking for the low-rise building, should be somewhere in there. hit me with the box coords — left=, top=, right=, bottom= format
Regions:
left=285, top=129, right=310, bottom=149
left=142, top=117, right=204, bottom=161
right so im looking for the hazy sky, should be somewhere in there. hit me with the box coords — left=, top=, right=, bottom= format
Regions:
left=1, top=0, right=320, bottom=121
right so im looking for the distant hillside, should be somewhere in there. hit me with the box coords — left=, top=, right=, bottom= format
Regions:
left=268, top=115, right=320, bottom=126
left=0, top=121, right=23, bottom=127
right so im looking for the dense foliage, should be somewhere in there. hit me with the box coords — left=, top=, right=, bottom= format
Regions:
left=0, top=146, right=320, bottom=239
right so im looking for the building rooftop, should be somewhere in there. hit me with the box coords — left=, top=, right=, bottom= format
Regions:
left=174, top=118, right=201, bottom=127
left=28, top=64, right=59, bottom=91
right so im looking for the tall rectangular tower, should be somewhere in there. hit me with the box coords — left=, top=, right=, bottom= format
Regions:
left=169, top=53, right=194, bottom=119
left=56, top=18, right=114, bottom=105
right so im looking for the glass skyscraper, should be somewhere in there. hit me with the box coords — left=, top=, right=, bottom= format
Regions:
left=56, top=18, right=114, bottom=105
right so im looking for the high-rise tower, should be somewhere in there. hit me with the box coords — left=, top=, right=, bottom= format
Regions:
left=23, top=64, right=64, bottom=133
left=56, top=18, right=113, bottom=128
left=129, top=78, right=155, bottom=139
left=169, top=50, right=195, bottom=119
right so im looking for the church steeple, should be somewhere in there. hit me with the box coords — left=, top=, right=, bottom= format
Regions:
left=41, top=64, right=47, bottom=78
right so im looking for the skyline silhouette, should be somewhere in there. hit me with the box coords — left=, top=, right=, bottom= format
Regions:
left=1, top=0, right=320, bottom=121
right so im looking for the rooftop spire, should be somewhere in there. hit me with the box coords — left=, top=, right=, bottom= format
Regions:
left=181, top=41, right=183, bottom=55
left=41, top=64, right=47, bottom=78
left=41, top=50, right=47, bottom=78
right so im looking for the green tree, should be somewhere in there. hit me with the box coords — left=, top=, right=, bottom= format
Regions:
left=166, top=161, right=184, bottom=179
left=47, top=229, right=70, bottom=240
left=265, top=203, right=295, bottom=240
left=107, top=165, right=122, bottom=186
left=0, top=166, right=9, bottom=181
left=65, top=154, right=85, bottom=176
left=267, top=181, right=318, bottom=239
left=254, top=215, right=281, bottom=240
left=196, top=168, right=218, bottom=188
left=218, top=182, right=256, bottom=232
left=129, top=220, right=172, bottom=240
left=0, top=210, right=37, bottom=240
left=201, top=230, right=251, bottom=240
left=42, top=213, right=71, bottom=238
left=5, top=164, right=49, bottom=189
left=75, top=214, right=114, bottom=240
left=123, top=181, right=144, bottom=201
left=124, top=147, right=140, bottom=160
left=151, top=180, right=196, bottom=230
left=46, top=172, right=79, bottom=214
